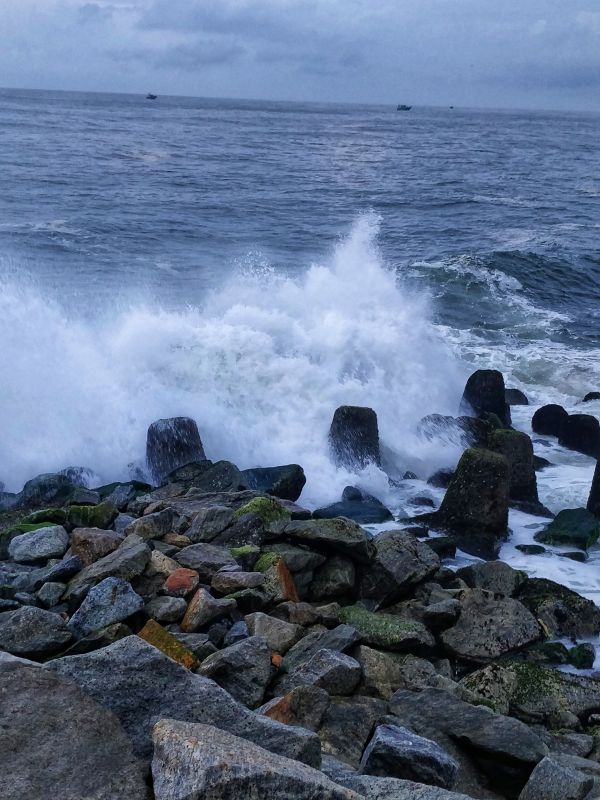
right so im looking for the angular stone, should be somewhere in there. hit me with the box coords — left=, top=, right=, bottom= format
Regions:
left=8, top=525, right=69, bottom=563
left=360, top=723, right=459, bottom=789
left=241, top=464, right=307, bottom=502
left=354, top=645, right=404, bottom=700
left=186, top=505, right=234, bottom=542
left=516, top=578, right=600, bottom=638
left=245, top=611, right=304, bottom=654
left=460, top=369, right=510, bottom=426
left=169, top=631, right=217, bottom=662
left=138, top=620, right=199, bottom=669
left=0, top=661, right=149, bottom=799
left=66, top=501, right=118, bottom=530
left=48, top=636, right=320, bottom=765
left=145, top=595, right=187, bottom=623
left=174, top=542, right=236, bottom=580
left=519, top=756, right=593, bottom=800
left=339, top=605, right=435, bottom=652
left=146, top=416, right=206, bottom=483
left=284, top=518, right=374, bottom=564
left=62, top=622, right=132, bottom=656
left=151, top=719, right=354, bottom=800
left=44, top=555, right=83, bottom=584
left=211, top=570, right=265, bottom=594
left=163, top=567, right=199, bottom=597
left=70, top=527, right=122, bottom=565
left=16, top=472, right=76, bottom=510
left=68, top=576, right=144, bottom=638
left=456, top=560, right=525, bottom=597
left=535, top=508, right=600, bottom=550
left=318, top=696, right=388, bottom=768
left=588, top=460, right=600, bottom=518
left=264, top=542, right=327, bottom=573
left=283, top=624, right=361, bottom=673
left=258, top=685, right=330, bottom=730
left=310, top=555, right=356, bottom=600
left=124, top=508, right=174, bottom=540
left=0, top=606, right=72, bottom=658
left=314, top=487, right=393, bottom=525
left=281, top=648, right=362, bottom=696
left=441, top=589, right=541, bottom=662
left=36, top=581, right=66, bottom=608
left=180, top=588, right=236, bottom=632
left=197, top=635, right=272, bottom=708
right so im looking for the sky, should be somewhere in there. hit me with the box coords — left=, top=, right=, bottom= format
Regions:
left=2, top=0, right=600, bottom=111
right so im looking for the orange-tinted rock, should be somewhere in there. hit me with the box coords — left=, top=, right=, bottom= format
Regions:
left=163, top=568, right=199, bottom=598
left=70, top=528, right=123, bottom=566
left=180, top=588, right=236, bottom=632
left=271, top=653, right=283, bottom=668
left=137, top=619, right=198, bottom=670
left=163, top=532, right=192, bottom=548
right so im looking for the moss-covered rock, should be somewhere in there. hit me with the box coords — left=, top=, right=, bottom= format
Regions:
left=339, top=605, right=434, bottom=652
left=517, top=577, right=600, bottom=638
left=66, top=501, right=118, bottom=530
left=23, top=508, right=67, bottom=525
left=229, top=544, right=260, bottom=571
left=535, top=508, right=600, bottom=550
left=233, top=497, right=290, bottom=526
left=138, top=619, right=199, bottom=670
left=569, top=643, right=595, bottom=670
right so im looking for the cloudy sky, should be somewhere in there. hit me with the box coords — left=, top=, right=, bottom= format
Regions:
left=3, top=0, right=600, bottom=110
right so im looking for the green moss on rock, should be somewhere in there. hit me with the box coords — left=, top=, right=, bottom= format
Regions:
left=66, top=501, right=118, bottom=530
left=23, top=508, right=67, bottom=525
left=339, top=604, right=434, bottom=651
left=233, top=496, right=290, bottom=526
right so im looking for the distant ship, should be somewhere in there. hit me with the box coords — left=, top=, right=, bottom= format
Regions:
left=146, top=93, right=158, bottom=100
left=396, top=104, right=412, bottom=111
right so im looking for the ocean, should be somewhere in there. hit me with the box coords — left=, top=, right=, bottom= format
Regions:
left=2, top=88, right=600, bottom=604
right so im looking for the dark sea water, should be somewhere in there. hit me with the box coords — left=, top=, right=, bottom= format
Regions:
left=2, top=88, right=600, bottom=601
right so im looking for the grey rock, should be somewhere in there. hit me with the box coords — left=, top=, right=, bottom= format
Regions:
left=519, top=756, right=593, bottom=800
left=169, top=631, right=217, bottom=661
left=211, top=570, right=265, bottom=594
left=8, top=525, right=69, bottom=563
left=265, top=542, right=327, bottom=573
left=318, top=696, right=388, bottom=768
left=281, top=648, right=362, bottom=695
left=36, top=581, right=66, bottom=608
left=329, top=405, right=381, bottom=470
left=145, top=595, right=187, bottom=623
left=181, top=588, right=236, bottom=632
left=70, top=526, right=123, bottom=565
left=310, top=555, right=356, bottom=600
left=151, top=719, right=354, bottom=800
left=284, top=518, right=374, bottom=564
left=360, top=723, right=459, bottom=789
left=245, top=611, right=304, bottom=654
left=186, top=505, right=234, bottom=542
left=0, top=606, right=72, bottom=657
left=67, top=487, right=100, bottom=505
left=223, top=620, right=248, bottom=646
left=48, top=636, right=320, bottom=765
left=146, top=416, right=206, bottom=483
left=124, top=508, right=174, bottom=541
left=114, top=512, right=136, bottom=534
left=68, top=577, right=144, bottom=637
left=258, top=685, right=330, bottom=731
left=516, top=577, right=600, bottom=638
left=241, top=464, right=307, bottom=501
left=283, top=623, right=360, bottom=673
left=456, top=561, right=525, bottom=597
left=0, top=661, right=149, bottom=800
left=423, top=599, right=461, bottom=630
left=62, top=622, right=132, bottom=656
left=460, top=369, right=510, bottom=426
left=354, top=645, right=404, bottom=699
left=16, top=472, right=76, bottom=509
left=174, top=542, right=237, bottom=580
left=197, top=635, right=272, bottom=708
left=44, top=555, right=83, bottom=584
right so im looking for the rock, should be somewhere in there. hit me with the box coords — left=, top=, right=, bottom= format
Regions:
left=427, top=469, right=455, bottom=488
left=68, top=576, right=144, bottom=638
left=583, top=392, right=600, bottom=402
left=252, top=552, right=300, bottom=605
left=318, top=696, right=388, bottom=767
left=0, top=661, right=149, bottom=799
left=67, top=486, right=100, bottom=505
left=456, top=560, right=525, bottom=597
left=140, top=621, right=200, bottom=670
left=16, top=472, right=76, bottom=509
left=422, top=599, right=461, bottom=630
left=264, top=542, right=326, bottom=573
left=169, top=631, right=217, bottom=661
left=339, top=605, right=435, bottom=652
left=124, top=508, right=173, bottom=540
left=280, top=648, right=362, bottom=695
left=64, top=534, right=151, bottom=604
left=326, top=770, right=480, bottom=800
left=559, top=414, right=600, bottom=458
left=314, top=487, right=393, bottom=525
left=506, top=388, right=529, bottom=405
left=282, top=624, right=361, bottom=673
left=329, top=406, right=381, bottom=470
left=146, top=416, right=206, bottom=483
left=353, top=645, right=404, bottom=699
left=417, top=414, right=490, bottom=449
left=426, top=538, right=457, bottom=559
left=145, top=595, right=187, bottom=623
left=163, top=567, right=199, bottom=597
left=532, top=404, right=569, bottom=437
left=181, top=588, right=236, bottom=632
left=459, top=369, right=511, bottom=427
left=517, top=578, right=600, bottom=638
left=488, top=428, right=539, bottom=503
left=587, top=460, right=600, bottom=518
left=459, top=663, right=518, bottom=715
left=36, top=581, right=66, bottom=608
left=241, top=464, right=307, bottom=501
left=48, top=636, right=320, bottom=765
left=62, top=622, right=132, bottom=656
left=440, top=589, right=541, bottom=662
left=0, top=606, right=72, bottom=657
left=174, top=542, right=237, bottom=580
left=360, top=723, right=459, bottom=789
left=223, top=620, right=248, bottom=646
left=358, top=531, right=439, bottom=608
left=389, top=687, right=548, bottom=796
left=435, top=447, right=510, bottom=536
left=535, top=508, right=600, bottom=550
left=66, top=501, right=118, bottom=530
left=245, top=611, right=304, bottom=653
left=197, top=635, right=272, bottom=708
left=70, top=527, right=122, bottom=565
left=518, top=756, right=593, bottom=800
left=211, top=570, right=265, bottom=594
left=186, top=505, right=234, bottom=542
left=258, top=685, right=330, bottom=730
left=310, top=556, right=356, bottom=600
left=132, top=549, right=180, bottom=598
left=8, top=525, right=69, bottom=563
left=284, top=518, right=374, bottom=564
left=151, top=719, right=354, bottom=800
left=98, top=480, right=152, bottom=510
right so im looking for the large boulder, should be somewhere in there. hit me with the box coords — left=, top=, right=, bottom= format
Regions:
left=151, top=719, right=354, bottom=800
left=588, top=460, right=600, bottom=518
left=519, top=756, right=593, bottom=800
left=535, top=509, right=600, bottom=550
left=70, top=527, right=123, bottom=565
left=314, top=486, right=393, bottom=525
left=68, top=577, right=144, bottom=638
left=282, top=625, right=361, bottom=673
left=174, top=543, right=237, bottom=579
left=241, top=465, right=306, bottom=501
left=0, top=660, right=149, bottom=799
left=456, top=561, right=525, bottom=597
left=339, top=605, right=435, bottom=652
left=488, top=429, right=538, bottom=503
left=15, top=472, right=77, bottom=509
left=197, top=636, right=272, bottom=708
left=146, top=417, right=206, bottom=483
left=47, top=636, right=320, bottom=765
left=440, top=589, right=541, bottom=662
left=8, top=525, right=69, bottom=563
left=283, top=518, right=374, bottom=563
left=0, top=606, right=72, bottom=658
left=435, top=448, right=510, bottom=536
left=459, top=369, right=511, bottom=427
left=516, top=578, right=600, bottom=638
left=279, top=648, right=362, bottom=696
left=506, top=388, right=529, bottom=406
left=329, top=406, right=381, bottom=470
left=559, top=414, right=600, bottom=459
left=532, top=404, right=568, bottom=437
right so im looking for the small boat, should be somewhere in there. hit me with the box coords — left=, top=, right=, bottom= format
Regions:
left=396, top=104, right=412, bottom=111
left=146, top=93, right=158, bottom=100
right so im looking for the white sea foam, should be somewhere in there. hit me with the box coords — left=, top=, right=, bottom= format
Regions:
left=0, top=213, right=466, bottom=502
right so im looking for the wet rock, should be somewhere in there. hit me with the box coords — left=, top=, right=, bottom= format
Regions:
left=423, top=599, right=461, bottom=630
left=245, top=611, right=304, bottom=653
left=0, top=661, right=149, bottom=799
left=440, top=589, right=541, bottom=662
left=241, top=464, right=307, bottom=501
left=180, top=588, right=236, bottom=632
left=460, top=369, right=511, bottom=427
left=359, top=531, right=439, bottom=608
left=48, top=636, right=320, bottom=765
left=124, top=508, right=173, bottom=540
left=360, top=723, right=459, bottom=789
left=174, top=459, right=245, bottom=494
left=310, top=555, right=356, bottom=600
left=532, top=404, right=569, bottom=437
left=16, top=472, right=76, bottom=509
left=459, top=663, right=518, bottom=715
left=68, top=576, right=144, bottom=638
left=318, top=696, right=388, bottom=768
left=146, top=416, right=206, bottom=483
left=456, top=560, right=525, bottom=597
left=339, top=605, right=435, bottom=652
left=329, top=405, right=381, bottom=470
left=174, top=542, right=237, bottom=580
left=186, top=505, right=234, bottom=542
left=588, top=460, right=600, bottom=518
left=197, top=635, right=272, bottom=708
left=569, top=643, right=595, bottom=669
left=314, top=486, right=393, bottom=525
left=559, top=414, right=600, bottom=459
left=583, top=392, right=600, bottom=402
left=70, top=527, right=122, bottom=565
left=284, top=518, right=374, bottom=563
left=518, top=756, right=593, bottom=800
left=0, top=606, right=72, bottom=657
left=280, top=648, right=362, bottom=696
left=506, top=388, right=529, bottom=405
left=516, top=543, right=546, bottom=555
left=488, top=428, right=539, bottom=503
left=427, top=469, right=455, bottom=488
left=258, top=685, right=330, bottom=730
left=145, top=595, right=187, bottom=623
left=66, top=501, right=118, bottom=530
left=516, top=577, right=600, bottom=638
left=8, top=525, right=69, bottom=563
left=67, top=486, right=100, bottom=505
left=98, top=480, right=152, bottom=510
left=151, top=719, right=352, bottom=800
left=265, top=542, right=326, bottom=573
left=535, top=508, right=600, bottom=550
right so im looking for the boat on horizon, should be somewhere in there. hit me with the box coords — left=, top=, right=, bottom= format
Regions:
left=146, top=93, right=158, bottom=100
left=396, top=104, right=412, bottom=111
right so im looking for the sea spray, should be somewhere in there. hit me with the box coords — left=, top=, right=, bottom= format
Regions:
left=0, top=214, right=466, bottom=501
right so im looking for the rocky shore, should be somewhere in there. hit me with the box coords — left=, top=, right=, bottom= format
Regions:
left=2, top=368, right=600, bottom=799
